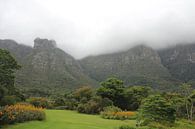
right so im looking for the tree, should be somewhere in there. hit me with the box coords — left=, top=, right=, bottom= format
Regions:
left=96, top=77, right=125, bottom=109
left=162, top=92, right=185, bottom=118
left=180, top=83, right=195, bottom=121
left=73, top=86, right=93, bottom=102
left=0, top=49, right=21, bottom=89
left=0, top=49, right=21, bottom=105
left=124, top=86, right=151, bottom=110
left=137, top=95, right=176, bottom=126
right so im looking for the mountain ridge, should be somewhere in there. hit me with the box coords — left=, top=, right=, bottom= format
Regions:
left=0, top=38, right=194, bottom=92
left=0, top=38, right=97, bottom=93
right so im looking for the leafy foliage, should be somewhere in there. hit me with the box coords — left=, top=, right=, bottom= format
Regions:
left=97, top=77, right=126, bottom=109
left=137, top=95, right=176, bottom=126
left=0, top=49, right=21, bottom=106
left=124, top=86, right=151, bottom=110
left=27, top=97, right=50, bottom=108
left=118, top=125, right=136, bottom=129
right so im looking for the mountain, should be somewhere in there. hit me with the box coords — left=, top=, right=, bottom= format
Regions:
left=0, top=39, right=33, bottom=62
left=1, top=38, right=194, bottom=92
left=80, top=45, right=178, bottom=90
left=158, top=43, right=195, bottom=86
left=0, top=38, right=96, bottom=93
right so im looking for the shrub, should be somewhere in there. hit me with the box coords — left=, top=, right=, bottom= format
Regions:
left=53, top=97, right=65, bottom=107
left=100, top=106, right=136, bottom=120
left=0, top=103, right=45, bottom=125
left=119, top=125, right=136, bottom=129
left=54, top=106, right=69, bottom=110
left=77, top=100, right=99, bottom=114
left=73, top=86, right=93, bottom=101
left=27, top=97, right=50, bottom=108
left=102, top=106, right=122, bottom=112
left=0, top=95, right=21, bottom=106
left=76, top=97, right=113, bottom=114
left=77, top=104, right=86, bottom=113
left=147, top=122, right=170, bottom=129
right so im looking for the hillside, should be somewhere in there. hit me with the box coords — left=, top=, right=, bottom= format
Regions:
left=158, top=43, right=195, bottom=86
left=80, top=45, right=178, bottom=90
left=1, top=38, right=195, bottom=92
left=0, top=38, right=96, bottom=93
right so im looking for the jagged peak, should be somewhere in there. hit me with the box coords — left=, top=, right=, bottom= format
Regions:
left=34, top=37, right=57, bottom=49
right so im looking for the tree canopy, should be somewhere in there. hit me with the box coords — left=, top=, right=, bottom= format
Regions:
left=0, top=49, right=21, bottom=105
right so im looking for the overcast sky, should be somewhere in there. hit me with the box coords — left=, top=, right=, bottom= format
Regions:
left=0, top=0, right=195, bottom=58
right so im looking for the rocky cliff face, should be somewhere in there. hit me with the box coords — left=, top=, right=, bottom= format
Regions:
left=80, top=45, right=176, bottom=90
left=0, top=38, right=96, bottom=92
left=34, top=37, right=57, bottom=50
left=1, top=38, right=195, bottom=92
left=0, top=39, right=32, bottom=62
left=158, top=43, right=195, bottom=83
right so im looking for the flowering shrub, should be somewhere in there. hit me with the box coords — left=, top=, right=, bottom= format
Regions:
left=0, top=103, right=45, bottom=125
left=101, top=111, right=136, bottom=120
left=101, top=106, right=136, bottom=120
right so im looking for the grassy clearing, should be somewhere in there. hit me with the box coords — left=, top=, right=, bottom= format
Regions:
left=3, top=110, right=135, bottom=129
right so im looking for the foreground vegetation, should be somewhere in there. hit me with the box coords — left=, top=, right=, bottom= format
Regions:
left=3, top=110, right=195, bottom=129
left=2, top=110, right=135, bottom=129
left=0, top=103, right=45, bottom=125
left=1, top=49, right=195, bottom=129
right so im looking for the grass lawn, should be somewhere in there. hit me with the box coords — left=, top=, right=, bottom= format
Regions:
left=3, top=110, right=195, bottom=129
left=2, top=110, right=136, bottom=129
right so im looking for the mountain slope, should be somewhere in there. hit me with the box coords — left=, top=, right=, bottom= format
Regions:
left=158, top=43, right=195, bottom=85
left=80, top=45, right=177, bottom=90
left=0, top=38, right=96, bottom=92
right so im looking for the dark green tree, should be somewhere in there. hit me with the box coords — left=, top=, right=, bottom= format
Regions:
left=124, top=86, right=151, bottom=110
left=96, top=77, right=125, bottom=109
left=137, top=95, right=176, bottom=126
left=73, top=86, right=93, bottom=102
left=0, top=49, right=21, bottom=105
left=162, top=92, right=185, bottom=118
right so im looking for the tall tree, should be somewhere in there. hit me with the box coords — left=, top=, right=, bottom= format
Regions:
left=137, top=95, right=176, bottom=126
left=180, top=83, right=195, bottom=121
left=125, top=86, right=151, bottom=110
left=96, top=77, right=125, bottom=109
left=0, top=49, right=21, bottom=103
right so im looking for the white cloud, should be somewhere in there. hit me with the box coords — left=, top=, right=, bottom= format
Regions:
left=0, top=0, right=195, bottom=58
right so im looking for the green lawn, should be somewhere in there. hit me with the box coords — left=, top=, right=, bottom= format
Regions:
left=3, top=110, right=135, bottom=129
left=3, top=110, right=195, bottom=129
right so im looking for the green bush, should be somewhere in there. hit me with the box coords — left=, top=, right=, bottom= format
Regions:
left=119, top=125, right=136, bottom=129
left=102, top=106, right=122, bottom=112
left=76, top=97, right=113, bottom=114
left=27, top=97, right=50, bottom=108
left=0, top=95, right=21, bottom=106
left=77, top=104, right=86, bottom=113
left=54, top=106, right=69, bottom=110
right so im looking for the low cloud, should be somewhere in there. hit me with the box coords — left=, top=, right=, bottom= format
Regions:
left=0, top=0, right=195, bottom=58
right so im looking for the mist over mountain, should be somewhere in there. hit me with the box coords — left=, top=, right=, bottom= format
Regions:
left=1, top=0, right=195, bottom=58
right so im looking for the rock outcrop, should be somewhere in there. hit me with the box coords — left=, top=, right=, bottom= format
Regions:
left=0, top=38, right=96, bottom=93
left=80, top=45, right=175, bottom=90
